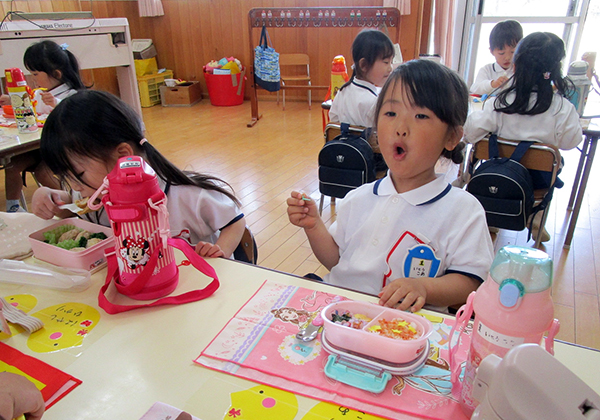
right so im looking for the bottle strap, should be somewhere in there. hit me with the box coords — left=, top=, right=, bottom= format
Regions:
left=98, top=238, right=219, bottom=314
left=88, top=177, right=110, bottom=211
left=114, top=243, right=161, bottom=296
left=545, top=318, right=560, bottom=355
left=449, top=291, right=475, bottom=384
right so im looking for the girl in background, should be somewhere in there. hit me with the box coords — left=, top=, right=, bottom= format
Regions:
left=465, top=32, right=582, bottom=242
left=2, top=40, right=85, bottom=212
left=329, top=29, right=394, bottom=128
left=32, top=90, right=246, bottom=259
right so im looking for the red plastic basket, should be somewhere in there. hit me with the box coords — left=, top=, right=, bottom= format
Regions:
left=204, top=71, right=245, bottom=106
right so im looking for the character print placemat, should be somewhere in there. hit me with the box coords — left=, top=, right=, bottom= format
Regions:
left=195, top=280, right=472, bottom=420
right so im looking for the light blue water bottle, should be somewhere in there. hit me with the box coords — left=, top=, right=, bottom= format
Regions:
left=567, top=61, right=591, bottom=116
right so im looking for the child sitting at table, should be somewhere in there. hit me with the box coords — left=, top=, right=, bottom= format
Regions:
left=470, top=20, right=523, bottom=96
left=31, top=90, right=246, bottom=259
left=287, top=60, right=494, bottom=313
left=1, top=40, right=85, bottom=213
left=464, top=32, right=582, bottom=242
left=329, top=29, right=394, bottom=128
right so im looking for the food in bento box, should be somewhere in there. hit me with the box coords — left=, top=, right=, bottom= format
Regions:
left=367, top=318, right=419, bottom=340
left=43, top=224, right=108, bottom=251
left=329, top=310, right=372, bottom=330
left=74, top=197, right=92, bottom=214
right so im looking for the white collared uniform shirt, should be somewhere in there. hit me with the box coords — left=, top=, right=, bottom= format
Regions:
left=329, top=78, right=380, bottom=128
left=33, top=83, right=78, bottom=116
left=470, top=62, right=513, bottom=96
left=325, top=174, right=494, bottom=311
left=464, top=91, right=582, bottom=150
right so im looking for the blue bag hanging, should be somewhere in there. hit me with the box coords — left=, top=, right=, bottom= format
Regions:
left=254, top=26, right=280, bottom=92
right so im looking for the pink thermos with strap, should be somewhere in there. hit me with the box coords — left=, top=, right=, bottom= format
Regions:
left=449, top=245, right=560, bottom=417
left=90, top=156, right=178, bottom=300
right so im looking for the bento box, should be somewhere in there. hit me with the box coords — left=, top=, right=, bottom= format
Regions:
left=321, top=300, right=433, bottom=365
left=28, top=218, right=113, bottom=272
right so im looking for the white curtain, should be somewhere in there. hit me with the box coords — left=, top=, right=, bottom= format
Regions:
left=383, top=0, right=411, bottom=15
left=138, top=0, right=164, bottom=17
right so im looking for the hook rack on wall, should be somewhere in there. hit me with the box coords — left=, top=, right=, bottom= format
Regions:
left=247, top=7, right=401, bottom=127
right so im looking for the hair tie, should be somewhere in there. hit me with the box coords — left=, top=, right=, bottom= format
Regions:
left=543, top=71, right=551, bottom=80
left=139, top=138, right=148, bottom=146
left=60, top=43, right=69, bottom=51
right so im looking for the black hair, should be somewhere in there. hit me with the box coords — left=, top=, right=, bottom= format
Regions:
left=41, top=90, right=240, bottom=206
left=494, top=32, right=574, bottom=116
left=373, top=59, right=468, bottom=163
left=339, top=29, right=394, bottom=92
left=23, top=40, right=85, bottom=90
left=489, top=20, right=523, bottom=51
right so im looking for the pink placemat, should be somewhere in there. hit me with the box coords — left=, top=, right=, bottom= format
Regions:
left=195, top=280, right=471, bottom=420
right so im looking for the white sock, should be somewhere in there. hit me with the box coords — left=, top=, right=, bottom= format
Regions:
left=6, top=199, right=20, bottom=211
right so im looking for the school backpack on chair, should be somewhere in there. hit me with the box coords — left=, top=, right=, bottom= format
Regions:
left=318, top=123, right=376, bottom=199
left=467, top=134, right=535, bottom=232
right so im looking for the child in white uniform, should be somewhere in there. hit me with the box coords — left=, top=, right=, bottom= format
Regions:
left=288, top=60, right=494, bottom=313
left=470, top=20, right=522, bottom=96
left=32, top=91, right=246, bottom=259
left=1, top=40, right=85, bottom=212
left=465, top=32, right=581, bottom=151
left=329, top=29, right=394, bottom=128
left=465, top=32, right=582, bottom=242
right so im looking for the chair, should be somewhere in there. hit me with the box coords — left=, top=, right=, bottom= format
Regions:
left=278, top=53, right=311, bottom=110
left=318, top=122, right=369, bottom=215
left=19, top=169, right=42, bottom=212
left=464, top=135, right=562, bottom=248
left=232, top=226, right=258, bottom=264
left=321, top=99, right=332, bottom=131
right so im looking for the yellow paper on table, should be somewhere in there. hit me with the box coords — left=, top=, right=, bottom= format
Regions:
left=27, top=302, right=100, bottom=353
left=0, top=294, right=38, bottom=339
left=302, top=401, right=385, bottom=419
left=224, top=384, right=298, bottom=419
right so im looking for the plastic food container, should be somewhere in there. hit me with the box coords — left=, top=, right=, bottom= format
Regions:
left=2, top=105, right=14, bottom=118
left=28, top=218, right=113, bottom=272
left=321, top=300, right=433, bottom=365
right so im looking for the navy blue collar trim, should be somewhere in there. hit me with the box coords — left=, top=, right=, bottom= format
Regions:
left=373, top=179, right=452, bottom=206
left=351, top=80, right=377, bottom=97
left=373, top=178, right=384, bottom=195
left=418, top=183, right=452, bottom=206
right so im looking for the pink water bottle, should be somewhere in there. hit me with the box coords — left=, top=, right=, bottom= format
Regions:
left=449, top=245, right=560, bottom=418
left=89, top=156, right=178, bottom=300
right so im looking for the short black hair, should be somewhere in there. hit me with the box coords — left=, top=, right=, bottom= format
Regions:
left=351, top=29, right=395, bottom=80
left=23, top=40, right=85, bottom=90
left=489, top=20, right=523, bottom=51
left=375, top=59, right=469, bottom=129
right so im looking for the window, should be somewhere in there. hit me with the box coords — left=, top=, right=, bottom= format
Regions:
left=455, top=0, right=592, bottom=85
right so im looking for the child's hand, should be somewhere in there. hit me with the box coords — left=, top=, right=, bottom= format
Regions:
left=40, top=91, right=57, bottom=108
left=0, top=94, right=9, bottom=106
left=491, top=75, right=508, bottom=88
left=286, top=191, right=319, bottom=230
left=0, top=372, right=45, bottom=420
left=32, top=187, right=68, bottom=219
left=379, top=278, right=428, bottom=312
left=194, top=241, right=225, bottom=258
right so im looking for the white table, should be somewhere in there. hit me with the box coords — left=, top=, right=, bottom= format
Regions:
left=1, top=254, right=599, bottom=419
left=0, top=126, right=41, bottom=168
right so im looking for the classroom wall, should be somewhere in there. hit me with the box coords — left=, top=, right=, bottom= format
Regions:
left=0, top=0, right=427, bottom=101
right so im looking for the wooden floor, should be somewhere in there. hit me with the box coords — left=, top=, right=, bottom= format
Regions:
left=3, top=97, right=599, bottom=350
